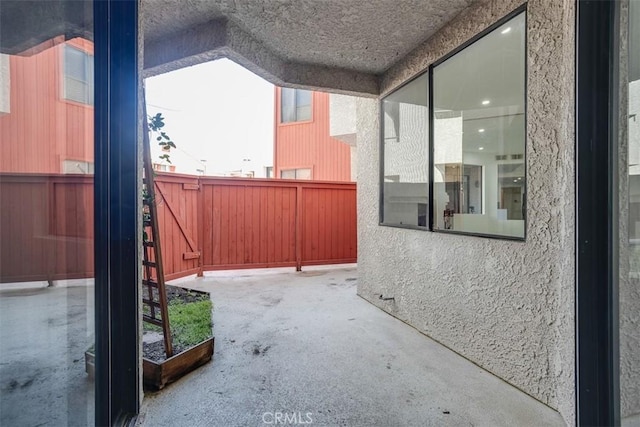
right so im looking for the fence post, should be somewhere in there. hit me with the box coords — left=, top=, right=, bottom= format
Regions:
left=47, top=177, right=56, bottom=283
left=295, top=184, right=302, bottom=271
left=197, top=176, right=204, bottom=277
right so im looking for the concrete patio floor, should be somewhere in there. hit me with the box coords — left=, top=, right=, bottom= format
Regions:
left=137, top=265, right=564, bottom=427
left=0, top=280, right=95, bottom=426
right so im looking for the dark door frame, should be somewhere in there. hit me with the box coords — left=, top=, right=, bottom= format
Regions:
left=89, top=0, right=630, bottom=425
left=576, top=0, right=621, bottom=425
left=94, top=0, right=140, bottom=425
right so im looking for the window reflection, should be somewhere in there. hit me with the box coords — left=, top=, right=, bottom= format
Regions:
left=381, top=73, right=429, bottom=228
left=0, top=34, right=95, bottom=426
left=433, top=12, right=526, bottom=238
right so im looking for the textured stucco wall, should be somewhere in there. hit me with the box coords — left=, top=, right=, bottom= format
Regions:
left=350, top=146, right=357, bottom=183
left=329, top=94, right=357, bottom=144
left=623, top=88, right=640, bottom=419
left=357, top=0, right=576, bottom=424
left=329, top=93, right=358, bottom=182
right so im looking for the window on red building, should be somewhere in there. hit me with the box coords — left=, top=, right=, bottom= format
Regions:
left=63, top=45, right=94, bottom=105
left=281, top=88, right=311, bottom=123
left=281, top=168, right=311, bottom=179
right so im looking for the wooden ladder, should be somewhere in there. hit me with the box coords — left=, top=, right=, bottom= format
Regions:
left=142, top=107, right=173, bottom=358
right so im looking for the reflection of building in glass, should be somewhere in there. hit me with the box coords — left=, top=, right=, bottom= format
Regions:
left=381, top=74, right=429, bottom=228
left=0, top=39, right=94, bottom=174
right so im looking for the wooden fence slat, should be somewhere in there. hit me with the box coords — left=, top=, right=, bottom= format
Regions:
left=197, top=179, right=205, bottom=276
left=236, top=186, right=245, bottom=266
left=274, top=187, right=283, bottom=263
left=220, top=185, right=230, bottom=266
left=259, top=187, right=268, bottom=264
left=183, top=252, right=200, bottom=260
left=244, top=186, right=253, bottom=264
left=251, top=186, right=261, bottom=264
left=296, top=185, right=304, bottom=270
left=228, top=185, right=238, bottom=265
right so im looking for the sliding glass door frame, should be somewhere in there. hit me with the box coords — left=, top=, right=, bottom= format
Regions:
left=576, top=0, right=621, bottom=425
left=94, top=0, right=140, bottom=425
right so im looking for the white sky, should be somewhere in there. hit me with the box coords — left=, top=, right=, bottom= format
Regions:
left=145, top=58, right=274, bottom=177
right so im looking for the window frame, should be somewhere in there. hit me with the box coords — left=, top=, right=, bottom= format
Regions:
left=575, top=0, right=621, bottom=424
left=62, top=44, right=94, bottom=106
left=280, top=87, right=313, bottom=124
left=280, top=167, right=313, bottom=180
left=93, top=0, right=140, bottom=424
left=378, top=5, right=527, bottom=241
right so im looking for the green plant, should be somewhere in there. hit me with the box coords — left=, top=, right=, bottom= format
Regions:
left=169, top=299, right=213, bottom=348
left=142, top=113, right=175, bottom=240
left=144, top=299, right=213, bottom=349
left=148, top=112, right=176, bottom=164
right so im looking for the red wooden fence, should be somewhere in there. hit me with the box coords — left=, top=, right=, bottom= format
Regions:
left=0, top=173, right=357, bottom=283
left=152, top=173, right=202, bottom=280
left=155, top=174, right=357, bottom=280
left=0, top=173, right=94, bottom=283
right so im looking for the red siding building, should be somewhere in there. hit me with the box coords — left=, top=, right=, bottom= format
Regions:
left=0, top=38, right=94, bottom=174
left=274, top=87, right=352, bottom=182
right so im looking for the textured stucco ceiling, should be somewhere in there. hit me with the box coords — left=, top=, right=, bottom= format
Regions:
left=1, top=0, right=477, bottom=95
left=142, top=0, right=478, bottom=95
left=144, top=0, right=475, bottom=75
left=0, top=1, right=92, bottom=55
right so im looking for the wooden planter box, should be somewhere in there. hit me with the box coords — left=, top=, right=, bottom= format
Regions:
left=85, top=337, right=214, bottom=390
left=143, top=337, right=214, bottom=390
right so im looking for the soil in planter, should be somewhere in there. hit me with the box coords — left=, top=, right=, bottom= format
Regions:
left=143, top=285, right=213, bottom=362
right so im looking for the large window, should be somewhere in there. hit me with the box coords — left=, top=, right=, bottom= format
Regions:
left=380, top=10, right=526, bottom=239
left=380, top=74, right=429, bottom=228
left=433, top=12, right=526, bottom=238
left=63, top=45, right=94, bottom=105
left=281, top=88, right=312, bottom=123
